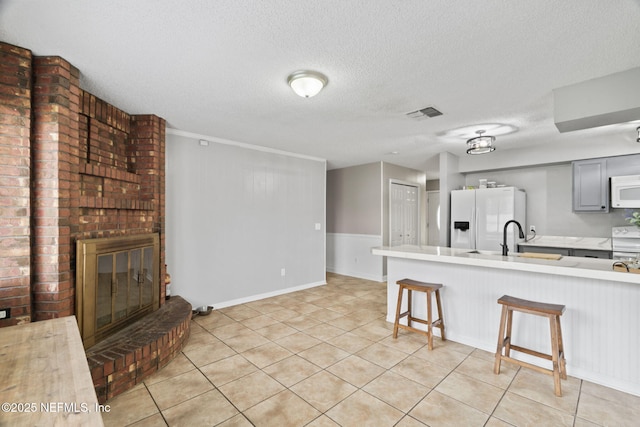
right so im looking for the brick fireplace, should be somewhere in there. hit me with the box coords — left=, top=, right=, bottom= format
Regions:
left=0, top=41, right=190, bottom=402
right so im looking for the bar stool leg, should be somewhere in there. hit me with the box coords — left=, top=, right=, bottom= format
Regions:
left=494, top=305, right=508, bottom=374
left=435, top=289, right=446, bottom=341
left=393, top=285, right=404, bottom=339
left=407, top=289, right=413, bottom=329
left=505, top=308, right=513, bottom=358
left=426, top=290, right=433, bottom=350
left=550, top=315, right=562, bottom=397
left=556, top=314, right=567, bottom=380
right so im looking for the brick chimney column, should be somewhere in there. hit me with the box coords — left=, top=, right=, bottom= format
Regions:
left=129, top=115, right=167, bottom=301
left=0, top=42, right=32, bottom=326
left=31, top=56, right=81, bottom=320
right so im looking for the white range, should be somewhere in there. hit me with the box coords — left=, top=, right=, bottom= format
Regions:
left=612, top=226, right=640, bottom=261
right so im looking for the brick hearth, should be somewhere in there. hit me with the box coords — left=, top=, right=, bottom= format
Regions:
left=87, top=296, right=192, bottom=403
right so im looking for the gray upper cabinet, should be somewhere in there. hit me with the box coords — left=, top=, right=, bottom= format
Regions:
left=572, top=154, right=640, bottom=213
left=572, top=159, right=608, bottom=212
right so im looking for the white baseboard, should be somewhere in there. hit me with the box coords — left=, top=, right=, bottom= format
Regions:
left=211, top=280, right=327, bottom=309
left=327, top=267, right=385, bottom=282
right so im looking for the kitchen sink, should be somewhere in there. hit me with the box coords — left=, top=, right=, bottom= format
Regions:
left=463, top=250, right=563, bottom=260
left=466, top=250, right=502, bottom=256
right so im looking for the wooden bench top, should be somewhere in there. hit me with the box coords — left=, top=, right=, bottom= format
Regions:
left=498, top=295, right=565, bottom=316
left=0, top=317, right=104, bottom=426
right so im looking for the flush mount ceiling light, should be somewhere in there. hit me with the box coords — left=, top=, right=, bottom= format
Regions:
left=441, top=123, right=517, bottom=142
left=287, top=70, right=328, bottom=98
left=466, top=130, right=496, bottom=155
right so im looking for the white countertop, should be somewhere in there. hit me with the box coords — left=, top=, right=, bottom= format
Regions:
left=372, top=245, right=639, bottom=284
left=518, top=235, right=612, bottom=251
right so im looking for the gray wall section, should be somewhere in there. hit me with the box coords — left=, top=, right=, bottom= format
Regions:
left=165, top=134, right=326, bottom=308
left=326, top=161, right=425, bottom=279
left=326, top=161, right=426, bottom=238
left=326, top=162, right=382, bottom=235
left=465, top=163, right=629, bottom=238
left=426, top=179, right=440, bottom=191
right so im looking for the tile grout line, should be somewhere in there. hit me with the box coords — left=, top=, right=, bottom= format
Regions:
left=182, top=347, right=256, bottom=426
left=571, top=379, right=584, bottom=427
left=484, top=363, right=521, bottom=426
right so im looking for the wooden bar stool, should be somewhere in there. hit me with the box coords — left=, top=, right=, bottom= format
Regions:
left=393, top=278, right=445, bottom=350
left=494, top=295, right=567, bottom=396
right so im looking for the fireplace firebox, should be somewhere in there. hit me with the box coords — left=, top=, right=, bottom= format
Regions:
left=76, top=233, right=160, bottom=348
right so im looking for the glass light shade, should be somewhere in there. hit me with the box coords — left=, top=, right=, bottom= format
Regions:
left=287, top=71, right=327, bottom=98
left=636, top=126, right=640, bottom=143
left=466, top=132, right=496, bottom=155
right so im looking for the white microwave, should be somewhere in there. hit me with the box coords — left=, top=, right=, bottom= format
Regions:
left=611, top=175, right=640, bottom=208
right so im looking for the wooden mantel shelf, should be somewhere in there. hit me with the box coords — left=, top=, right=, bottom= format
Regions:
left=0, top=316, right=104, bottom=426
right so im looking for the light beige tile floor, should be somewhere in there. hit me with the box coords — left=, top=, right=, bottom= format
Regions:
left=102, top=273, right=640, bottom=426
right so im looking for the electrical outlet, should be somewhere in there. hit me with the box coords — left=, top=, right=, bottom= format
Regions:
left=281, top=268, right=286, bottom=277
left=0, top=308, right=10, bottom=320
left=529, top=225, right=536, bottom=233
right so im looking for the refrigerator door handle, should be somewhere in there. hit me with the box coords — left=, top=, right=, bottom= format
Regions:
left=472, top=207, right=477, bottom=249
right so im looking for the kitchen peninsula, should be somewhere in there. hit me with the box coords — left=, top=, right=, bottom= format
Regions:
left=372, top=245, right=640, bottom=396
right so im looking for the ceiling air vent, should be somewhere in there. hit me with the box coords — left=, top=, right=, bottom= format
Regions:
left=406, top=106, right=443, bottom=120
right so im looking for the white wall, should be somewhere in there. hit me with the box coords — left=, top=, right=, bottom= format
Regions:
left=326, top=233, right=383, bottom=281
left=165, top=131, right=326, bottom=308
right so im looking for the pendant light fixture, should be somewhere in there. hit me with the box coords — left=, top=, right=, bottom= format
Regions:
left=466, top=130, right=496, bottom=155
left=287, top=70, right=328, bottom=98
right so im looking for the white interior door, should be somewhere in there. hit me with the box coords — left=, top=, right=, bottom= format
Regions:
left=390, top=182, right=419, bottom=246
left=427, top=191, right=440, bottom=246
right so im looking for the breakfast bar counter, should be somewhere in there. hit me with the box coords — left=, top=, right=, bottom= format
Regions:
left=372, top=245, right=640, bottom=396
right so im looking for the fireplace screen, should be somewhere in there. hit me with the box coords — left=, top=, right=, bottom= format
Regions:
left=77, top=233, right=160, bottom=348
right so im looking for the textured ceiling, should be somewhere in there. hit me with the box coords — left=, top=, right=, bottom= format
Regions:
left=2, top=0, right=640, bottom=170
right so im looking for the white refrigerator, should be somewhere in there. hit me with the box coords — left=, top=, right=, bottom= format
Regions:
left=450, top=187, right=526, bottom=252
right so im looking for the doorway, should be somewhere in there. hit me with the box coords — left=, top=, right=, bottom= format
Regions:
left=389, top=181, right=419, bottom=246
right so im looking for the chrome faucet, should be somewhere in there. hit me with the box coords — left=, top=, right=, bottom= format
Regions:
left=502, top=220, right=525, bottom=256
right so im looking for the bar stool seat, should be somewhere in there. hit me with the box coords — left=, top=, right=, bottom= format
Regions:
left=494, top=295, right=567, bottom=396
left=393, top=278, right=445, bottom=350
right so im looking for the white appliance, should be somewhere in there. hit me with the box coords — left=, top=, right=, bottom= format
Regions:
left=612, top=226, right=640, bottom=261
left=451, top=187, right=526, bottom=252
left=611, top=175, right=640, bottom=208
